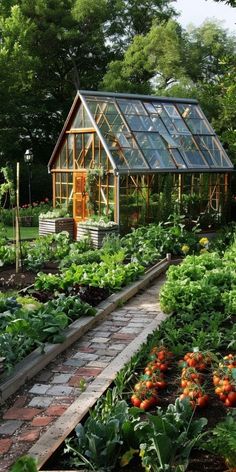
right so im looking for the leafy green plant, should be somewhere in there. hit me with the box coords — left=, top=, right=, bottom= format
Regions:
left=133, top=398, right=207, bottom=472
left=10, top=455, right=38, bottom=472
left=201, top=413, right=236, bottom=471
left=64, top=397, right=129, bottom=471
left=0, top=295, right=96, bottom=371
left=39, top=206, right=70, bottom=219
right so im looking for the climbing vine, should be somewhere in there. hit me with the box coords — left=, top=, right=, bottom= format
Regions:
left=85, top=167, right=104, bottom=215
left=0, top=166, right=15, bottom=208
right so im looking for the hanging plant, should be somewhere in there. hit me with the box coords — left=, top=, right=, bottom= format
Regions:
left=85, top=167, right=104, bottom=215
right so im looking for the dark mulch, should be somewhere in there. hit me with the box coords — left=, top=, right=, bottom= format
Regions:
left=0, top=265, right=110, bottom=307
left=0, top=263, right=59, bottom=291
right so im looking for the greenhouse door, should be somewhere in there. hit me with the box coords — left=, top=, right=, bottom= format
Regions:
left=73, top=172, right=88, bottom=223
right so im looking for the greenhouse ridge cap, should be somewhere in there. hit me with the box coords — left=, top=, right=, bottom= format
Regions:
left=78, top=90, right=199, bottom=104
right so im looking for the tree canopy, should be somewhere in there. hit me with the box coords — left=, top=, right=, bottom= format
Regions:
left=0, top=0, right=235, bottom=202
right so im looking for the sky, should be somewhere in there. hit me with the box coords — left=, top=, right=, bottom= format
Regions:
left=172, top=0, right=236, bottom=33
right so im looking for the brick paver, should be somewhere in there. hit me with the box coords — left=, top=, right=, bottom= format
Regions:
left=3, top=408, right=41, bottom=421
left=0, top=275, right=166, bottom=471
left=0, top=438, right=13, bottom=454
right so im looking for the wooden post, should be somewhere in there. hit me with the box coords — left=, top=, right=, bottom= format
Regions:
left=15, top=162, right=20, bottom=273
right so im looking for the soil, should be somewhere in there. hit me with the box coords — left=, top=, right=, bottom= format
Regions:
left=44, top=362, right=230, bottom=472
left=0, top=262, right=58, bottom=292
left=0, top=264, right=110, bottom=306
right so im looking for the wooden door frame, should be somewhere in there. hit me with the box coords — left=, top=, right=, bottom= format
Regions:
left=73, top=171, right=87, bottom=224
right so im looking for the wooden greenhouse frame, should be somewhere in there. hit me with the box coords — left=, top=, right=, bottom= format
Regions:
left=48, top=91, right=234, bottom=236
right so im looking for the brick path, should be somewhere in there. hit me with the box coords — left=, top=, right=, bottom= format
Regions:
left=0, top=275, right=165, bottom=471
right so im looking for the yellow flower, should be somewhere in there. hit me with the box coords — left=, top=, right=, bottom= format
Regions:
left=200, top=248, right=208, bottom=254
left=199, top=237, right=209, bottom=247
left=181, top=244, right=190, bottom=254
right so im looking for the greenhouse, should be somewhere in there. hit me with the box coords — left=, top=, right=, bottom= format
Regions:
left=48, top=90, right=234, bottom=234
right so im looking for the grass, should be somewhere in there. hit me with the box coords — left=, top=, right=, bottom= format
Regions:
left=6, top=226, right=39, bottom=240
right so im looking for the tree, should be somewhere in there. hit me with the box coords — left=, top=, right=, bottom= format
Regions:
left=105, top=0, right=177, bottom=53
left=212, top=0, right=236, bottom=6
left=102, top=19, right=187, bottom=92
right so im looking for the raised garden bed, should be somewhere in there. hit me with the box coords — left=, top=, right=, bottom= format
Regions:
left=31, top=245, right=236, bottom=472
left=39, top=218, right=74, bottom=238
left=0, top=257, right=170, bottom=404
left=77, top=223, right=119, bottom=248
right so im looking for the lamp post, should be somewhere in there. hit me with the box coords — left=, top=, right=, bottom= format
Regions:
left=24, top=149, right=33, bottom=206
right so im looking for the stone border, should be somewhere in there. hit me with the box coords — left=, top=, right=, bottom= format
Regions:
left=0, top=257, right=170, bottom=404
left=31, top=312, right=166, bottom=471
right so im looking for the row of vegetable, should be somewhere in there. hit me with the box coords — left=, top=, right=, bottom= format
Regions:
left=131, top=348, right=236, bottom=411
left=0, top=294, right=96, bottom=373
left=2, top=216, right=233, bottom=272
left=60, top=236, right=236, bottom=472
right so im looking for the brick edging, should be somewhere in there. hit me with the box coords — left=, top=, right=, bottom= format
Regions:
left=30, top=313, right=167, bottom=470
left=0, top=258, right=170, bottom=404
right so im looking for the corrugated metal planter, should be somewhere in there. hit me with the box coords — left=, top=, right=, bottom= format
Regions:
left=39, top=217, right=74, bottom=238
left=77, top=223, right=119, bottom=248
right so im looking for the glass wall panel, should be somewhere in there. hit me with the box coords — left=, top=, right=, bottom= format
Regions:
left=119, top=172, right=231, bottom=232
left=71, top=104, right=92, bottom=129
left=68, top=135, right=74, bottom=169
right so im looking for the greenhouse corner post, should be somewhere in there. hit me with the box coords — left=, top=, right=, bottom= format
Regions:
left=15, top=162, right=20, bottom=273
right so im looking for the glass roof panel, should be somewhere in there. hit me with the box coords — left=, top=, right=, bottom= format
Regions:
left=186, top=118, right=212, bottom=135
left=117, top=99, right=147, bottom=115
left=134, top=132, right=166, bottom=150
left=195, top=136, right=232, bottom=168
left=172, top=135, right=208, bottom=168
left=80, top=93, right=233, bottom=171
left=177, top=104, right=203, bottom=119
left=111, top=148, right=148, bottom=169
left=170, top=149, right=187, bottom=169
left=149, top=115, right=168, bottom=133
left=163, top=104, right=181, bottom=119
left=143, top=150, right=176, bottom=169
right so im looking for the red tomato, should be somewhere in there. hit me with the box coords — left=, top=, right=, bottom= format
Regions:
left=155, top=380, right=167, bottom=389
left=223, top=383, right=233, bottom=394
left=131, top=395, right=141, bottom=407
left=227, top=391, right=236, bottom=406
left=225, top=397, right=233, bottom=408
left=140, top=399, right=152, bottom=410
left=197, top=395, right=209, bottom=408
left=219, top=393, right=227, bottom=402
left=160, top=363, right=168, bottom=372
left=146, top=381, right=154, bottom=389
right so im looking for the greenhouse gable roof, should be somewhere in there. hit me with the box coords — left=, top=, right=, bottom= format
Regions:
left=49, top=90, right=234, bottom=173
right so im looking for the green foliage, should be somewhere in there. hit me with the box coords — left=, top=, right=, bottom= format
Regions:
left=61, top=261, right=145, bottom=291
left=202, top=413, right=236, bottom=470
left=0, top=242, right=15, bottom=267
left=60, top=248, right=101, bottom=269
left=133, top=399, right=207, bottom=472
left=0, top=166, right=15, bottom=207
left=160, top=249, right=236, bottom=315
left=39, top=207, right=70, bottom=219
left=10, top=455, right=38, bottom=472
left=64, top=396, right=129, bottom=470
left=0, top=294, right=96, bottom=371
left=121, top=220, right=199, bottom=266
left=0, top=201, right=52, bottom=226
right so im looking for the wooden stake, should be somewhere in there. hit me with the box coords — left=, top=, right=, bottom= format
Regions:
left=15, top=162, right=20, bottom=273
